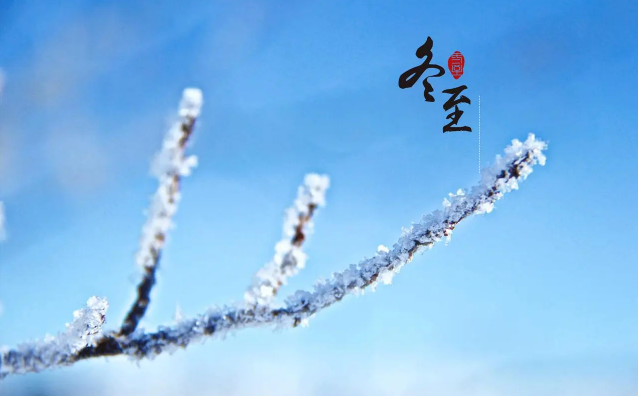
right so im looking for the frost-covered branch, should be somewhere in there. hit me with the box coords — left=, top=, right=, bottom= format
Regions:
left=0, top=133, right=547, bottom=378
left=119, top=88, right=203, bottom=336
left=245, top=174, right=330, bottom=306
left=0, top=297, right=108, bottom=377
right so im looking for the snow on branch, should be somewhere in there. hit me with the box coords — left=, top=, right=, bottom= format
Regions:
left=245, top=173, right=330, bottom=306
left=0, top=132, right=547, bottom=378
left=0, top=297, right=108, bottom=377
left=119, top=88, right=203, bottom=336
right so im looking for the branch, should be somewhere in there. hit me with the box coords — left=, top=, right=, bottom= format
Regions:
left=119, top=88, right=203, bottom=336
left=0, top=133, right=547, bottom=378
left=0, top=297, right=108, bottom=377
left=245, top=174, right=330, bottom=306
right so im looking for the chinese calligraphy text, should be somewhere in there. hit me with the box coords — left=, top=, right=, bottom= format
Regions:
left=398, top=37, right=472, bottom=133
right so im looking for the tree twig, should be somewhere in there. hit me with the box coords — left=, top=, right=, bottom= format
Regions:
left=245, top=174, right=330, bottom=306
left=119, top=89, right=203, bottom=336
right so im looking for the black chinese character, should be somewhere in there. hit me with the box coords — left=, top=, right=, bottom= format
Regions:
left=442, top=85, right=471, bottom=133
left=398, top=37, right=445, bottom=102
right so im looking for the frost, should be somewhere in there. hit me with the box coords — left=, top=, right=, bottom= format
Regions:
left=302, top=173, right=330, bottom=207
left=444, top=228, right=453, bottom=245
left=377, top=267, right=397, bottom=285
left=245, top=174, right=330, bottom=306
left=119, top=88, right=203, bottom=336
left=377, top=245, right=389, bottom=253
left=0, top=134, right=547, bottom=378
left=280, top=134, right=547, bottom=325
left=0, top=297, right=108, bottom=376
left=179, top=88, right=203, bottom=118
left=137, top=88, right=203, bottom=269
left=64, top=297, right=109, bottom=351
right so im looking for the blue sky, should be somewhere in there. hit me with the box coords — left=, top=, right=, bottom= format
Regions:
left=0, top=0, right=637, bottom=394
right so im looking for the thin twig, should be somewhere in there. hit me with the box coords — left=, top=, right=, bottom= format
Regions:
left=119, top=90, right=203, bottom=336
left=245, top=174, right=329, bottom=306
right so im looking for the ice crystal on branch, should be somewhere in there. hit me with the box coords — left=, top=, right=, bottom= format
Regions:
left=179, top=88, right=203, bottom=118
left=139, top=88, right=203, bottom=270
left=245, top=174, right=330, bottom=306
left=0, top=297, right=107, bottom=376
left=80, top=134, right=543, bottom=365
left=120, top=88, right=203, bottom=336
left=282, top=134, right=547, bottom=323
left=0, top=79, right=547, bottom=380
left=64, top=297, right=109, bottom=351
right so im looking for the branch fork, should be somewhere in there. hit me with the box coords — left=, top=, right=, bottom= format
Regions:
left=0, top=87, right=548, bottom=379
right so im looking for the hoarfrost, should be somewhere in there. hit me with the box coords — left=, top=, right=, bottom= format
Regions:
left=0, top=297, right=108, bottom=376
left=0, top=134, right=547, bottom=378
left=245, top=174, right=330, bottom=306
left=137, top=88, right=203, bottom=269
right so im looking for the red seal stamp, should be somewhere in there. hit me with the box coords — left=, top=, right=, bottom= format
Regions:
left=448, top=51, right=465, bottom=80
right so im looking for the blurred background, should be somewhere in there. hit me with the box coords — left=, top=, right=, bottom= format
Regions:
left=0, top=0, right=637, bottom=395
